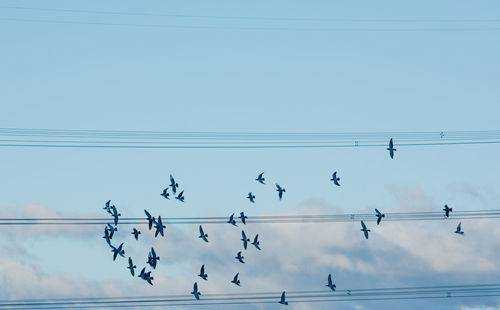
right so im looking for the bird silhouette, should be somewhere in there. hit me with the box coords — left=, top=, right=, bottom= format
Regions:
left=247, top=192, right=256, bottom=203
left=198, top=264, right=208, bottom=281
left=387, top=138, right=396, bottom=159
left=241, top=230, right=250, bottom=250
left=169, top=174, right=179, bottom=194
left=326, top=274, right=336, bottom=291
left=199, top=225, right=209, bottom=242
left=360, top=221, right=370, bottom=239
left=279, top=291, right=288, bottom=305
left=256, top=172, right=265, bottom=184
left=455, top=222, right=464, bottom=235
left=443, top=204, right=453, bottom=218
left=127, top=257, right=136, bottom=276
left=375, top=208, right=385, bottom=225
left=175, top=190, right=185, bottom=202
left=227, top=213, right=237, bottom=226
left=160, top=188, right=170, bottom=199
left=330, top=172, right=340, bottom=186
left=240, top=212, right=248, bottom=225
left=144, top=209, right=156, bottom=230
left=235, top=251, right=245, bottom=264
left=251, top=234, right=261, bottom=250
left=276, top=183, right=286, bottom=200
left=191, top=282, right=201, bottom=300
left=231, top=273, right=241, bottom=286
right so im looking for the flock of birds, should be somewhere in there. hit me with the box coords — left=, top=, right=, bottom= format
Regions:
left=100, top=138, right=464, bottom=305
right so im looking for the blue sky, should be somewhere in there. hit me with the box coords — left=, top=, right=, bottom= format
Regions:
left=1, top=0, right=500, bottom=309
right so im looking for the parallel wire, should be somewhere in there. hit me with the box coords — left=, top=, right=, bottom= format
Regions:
left=1, top=284, right=498, bottom=309
left=0, top=210, right=498, bottom=226
left=1, top=128, right=500, bottom=149
left=2, top=6, right=500, bottom=23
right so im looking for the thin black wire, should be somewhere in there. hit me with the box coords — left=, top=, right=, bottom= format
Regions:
left=2, top=18, right=500, bottom=32
left=2, top=284, right=499, bottom=304
left=1, top=141, right=500, bottom=149
left=0, top=210, right=498, bottom=225
left=5, top=283, right=499, bottom=304
left=2, top=6, right=500, bottom=23
left=3, top=293, right=500, bottom=309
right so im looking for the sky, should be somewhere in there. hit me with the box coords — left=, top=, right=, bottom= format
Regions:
left=0, top=0, right=500, bottom=309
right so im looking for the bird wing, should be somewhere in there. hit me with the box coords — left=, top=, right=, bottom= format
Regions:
left=364, top=230, right=369, bottom=239
left=375, top=209, right=381, bottom=216
left=199, top=225, right=204, bottom=235
left=361, top=221, right=367, bottom=230
left=328, top=274, right=332, bottom=285
left=144, top=210, right=152, bottom=219
left=200, top=265, right=204, bottom=274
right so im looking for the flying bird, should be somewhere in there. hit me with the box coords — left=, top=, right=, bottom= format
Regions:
left=443, top=204, right=453, bottom=218
left=198, top=264, right=208, bottom=281
left=131, top=228, right=141, bottom=240
left=102, top=227, right=112, bottom=245
left=103, top=200, right=112, bottom=214
left=247, top=192, right=256, bottom=203
left=276, top=183, right=286, bottom=200
left=107, top=224, right=117, bottom=239
left=175, top=190, right=185, bottom=202
left=145, top=273, right=154, bottom=285
left=199, top=225, right=208, bottom=243
left=147, top=247, right=160, bottom=269
left=191, top=282, right=201, bottom=300
left=127, top=257, right=136, bottom=276
left=231, top=273, right=241, bottom=286
left=160, top=188, right=170, bottom=200
left=455, top=222, right=464, bottom=235
left=227, top=213, right=237, bottom=226
left=138, top=267, right=146, bottom=279
left=375, top=208, right=385, bottom=225
left=110, top=205, right=121, bottom=226
left=241, top=230, right=250, bottom=250
left=387, top=138, right=396, bottom=159
left=330, top=172, right=340, bottom=186
left=279, top=291, right=288, bottom=305
left=360, top=221, right=370, bottom=239
left=256, top=172, right=265, bottom=184
left=142, top=271, right=154, bottom=285
left=169, top=174, right=179, bottom=194
left=144, top=209, right=156, bottom=230
left=239, top=212, right=248, bottom=225
left=154, top=216, right=166, bottom=238
left=235, top=251, right=245, bottom=264
left=251, top=234, right=261, bottom=250
left=110, top=242, right=125, bottom=261
left=326, top=274, right=336, bottom=291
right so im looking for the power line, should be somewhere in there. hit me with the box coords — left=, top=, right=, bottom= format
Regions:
left=2, top=6, right=500, bottom=23
left=0, top=284, right=498, bottom=309
left=2, top=17, right=500, bottom=32
left=0, top=210, right=498, bottom=226
left=1, top=128, right=500, bottom=149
